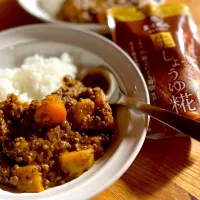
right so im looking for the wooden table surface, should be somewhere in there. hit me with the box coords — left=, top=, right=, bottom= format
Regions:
left=0, top=0, right=200, bottom=199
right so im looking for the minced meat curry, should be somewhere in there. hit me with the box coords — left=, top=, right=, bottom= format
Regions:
left=0, top=76, right=115, bottom=193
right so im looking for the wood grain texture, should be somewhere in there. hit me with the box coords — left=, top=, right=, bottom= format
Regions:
left=0, top=0, right=199, bottom=199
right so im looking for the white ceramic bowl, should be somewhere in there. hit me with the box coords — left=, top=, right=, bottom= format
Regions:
left=17, top=0, right=109, bottom=34
left=0, top=24, right=149, bottom=200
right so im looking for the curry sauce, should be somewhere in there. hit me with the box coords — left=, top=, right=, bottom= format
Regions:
left=0, top=76, right=115, bottom=192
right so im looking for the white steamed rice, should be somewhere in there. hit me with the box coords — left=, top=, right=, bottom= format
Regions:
left=0, top=53, right=77, bottom=102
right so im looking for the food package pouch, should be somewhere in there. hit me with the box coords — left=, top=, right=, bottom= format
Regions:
left=107, top=3, right=200, bottom=139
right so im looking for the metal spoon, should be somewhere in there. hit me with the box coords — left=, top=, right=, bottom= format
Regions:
left=77, top=66, right=200, bottom=141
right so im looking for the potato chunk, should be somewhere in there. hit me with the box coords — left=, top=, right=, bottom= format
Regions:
left=70, top=99, right=95, bottom=129
left=11, top=165, right=44, bottom=193
left=69, top=89, right=114, bottom=130
left=59, top=148, right=94, bottom=177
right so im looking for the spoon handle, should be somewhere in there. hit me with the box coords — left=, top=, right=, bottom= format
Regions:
left=120, top=95, right=200, bottom=141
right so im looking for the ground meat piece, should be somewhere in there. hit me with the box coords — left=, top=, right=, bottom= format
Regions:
left=20, top=100, right=41, bottom=134
left=2, top=137, right=29, bottom=162
left=0, top=162, right=11, bottom=184
left=53, top=76, right=86, bottom=109
left=0, top=94, right=29, bottom=122
left=0, top=111, right=10, bottom=141
left=45, top=125, right=72, bottom=153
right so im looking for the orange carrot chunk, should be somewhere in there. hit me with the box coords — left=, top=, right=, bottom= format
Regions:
left=34, top=95, right=67, bottom=126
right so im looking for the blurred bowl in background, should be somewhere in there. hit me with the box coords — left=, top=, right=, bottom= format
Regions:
left=17, top=0, right=110, bottom=34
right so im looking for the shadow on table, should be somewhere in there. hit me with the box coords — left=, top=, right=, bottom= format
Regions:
left=121, top=137, right=193, bottom=199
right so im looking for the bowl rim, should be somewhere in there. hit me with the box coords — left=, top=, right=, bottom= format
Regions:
left=0, top=24, right=150, bottom=200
